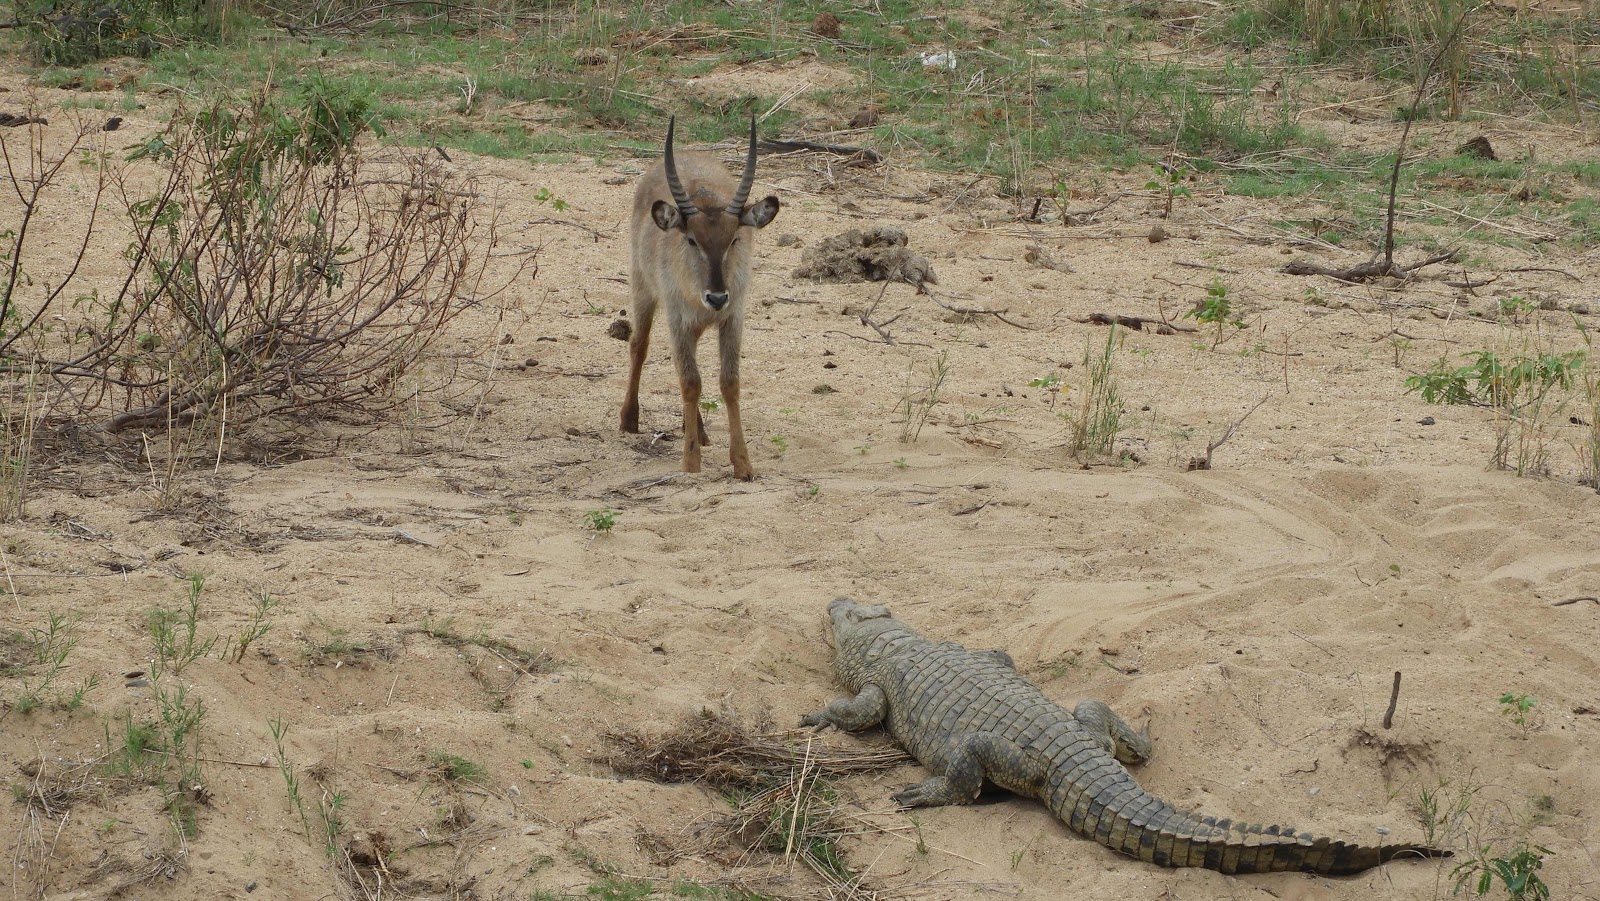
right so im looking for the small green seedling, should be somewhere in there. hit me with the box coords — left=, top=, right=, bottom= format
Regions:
left=1028, top=374, right=1062, bottom=390
left=584, top=509, right=618, bottom=533
left=699, top=398, right=721, bottom=413
left=1186, top=278, right=1246, bottom=349
left=1144, top=161, right=1193, bottom=217
left=532, top=187, right=569, bottom=212
left=769, top=435, right=789, bottom=454
left=1498, top=692, right=1537, bottom=734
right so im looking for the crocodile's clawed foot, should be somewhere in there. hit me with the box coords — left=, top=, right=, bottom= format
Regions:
left=890, top=778, right=952, bottom=809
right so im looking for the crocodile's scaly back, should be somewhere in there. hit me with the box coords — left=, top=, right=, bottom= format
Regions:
left=804, top=598, right=1449, bottom=876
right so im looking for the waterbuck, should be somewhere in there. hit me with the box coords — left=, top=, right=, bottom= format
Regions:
left=620, top=116, right=780, bottom=481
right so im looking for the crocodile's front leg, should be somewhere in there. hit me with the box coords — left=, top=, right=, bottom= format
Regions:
left=801, top=684, right=887, bottom=731
left=1074, top=699, right=1152, bottom=765
left=891, top=732, right=1044, bottom=808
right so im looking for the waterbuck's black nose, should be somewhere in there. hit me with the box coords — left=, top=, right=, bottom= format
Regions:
left=704, top=291, right=729, bottom=311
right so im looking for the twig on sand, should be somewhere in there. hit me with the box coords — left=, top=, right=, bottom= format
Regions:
left=1187, top=395, right=1269, bottom=471
left=1382, top=671, right=1402, bottom=729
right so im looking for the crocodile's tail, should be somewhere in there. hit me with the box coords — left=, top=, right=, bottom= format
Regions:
left=1143, top=815, right=1452, bottom=875
left=1049, top=757, right=1451, bottom=875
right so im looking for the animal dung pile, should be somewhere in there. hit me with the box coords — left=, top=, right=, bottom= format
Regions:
left=792, top=226, right=938, bottom=287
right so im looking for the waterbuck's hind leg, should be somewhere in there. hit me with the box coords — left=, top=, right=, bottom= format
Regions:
left=621, top=286, right=656, bottom=434
left=719, top=319, right=754, bottom=480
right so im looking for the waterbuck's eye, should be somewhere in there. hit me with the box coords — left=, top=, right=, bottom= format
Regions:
left=685, top=237, right=698, bottom=248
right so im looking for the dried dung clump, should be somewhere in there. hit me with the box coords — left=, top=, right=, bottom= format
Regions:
left=792, top=227, right=938, bottom=287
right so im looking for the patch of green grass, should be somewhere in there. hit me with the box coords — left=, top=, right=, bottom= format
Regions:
left=428, top=752, right=487, bottom=783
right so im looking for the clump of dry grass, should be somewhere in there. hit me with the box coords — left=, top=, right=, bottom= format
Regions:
left=603, top=709, right=909, bottom=898
left=603, top=708, right=908, bottom=789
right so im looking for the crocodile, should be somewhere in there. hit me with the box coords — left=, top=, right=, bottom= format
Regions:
left=801, top=598, right=1450, bottom=875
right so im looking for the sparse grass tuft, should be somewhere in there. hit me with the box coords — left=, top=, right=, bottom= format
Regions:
left=1067, top=327, right=1124, bottom=460
left=899, top=350, right=949, bottom=444
left=428, top=751, right=488, bottom=784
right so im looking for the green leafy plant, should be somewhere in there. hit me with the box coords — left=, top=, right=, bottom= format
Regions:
left=1, top=611, right=98, bottom=718
left=769, top=434, right=789, bottom=455
left=148, top=573, right=218, bottom=677
left=1497, top=296, right=1538, bottom=324
left=269, top=717, right=311, bottom=840
left=1186, top=278, right=1246, bottom=349
left=1498, top=692, right=1537, bottom=735
left=533, top=187, right=570, bottom=212
left=1028, top=374, right=1062, bottom=390
left=584, top=509, right=618, bottom=533
left=221, top=592, right=278, bottom=663
left=1453, top=842, right=1551, bottom=901
left=699, top=398, right=721, bottom=413
left=1144, top=161, right=1193, bottom=217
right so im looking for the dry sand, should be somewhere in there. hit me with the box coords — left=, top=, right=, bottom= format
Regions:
left=3, top=61, right=1600, bottom=901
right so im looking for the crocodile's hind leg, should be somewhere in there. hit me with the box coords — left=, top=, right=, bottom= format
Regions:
left=1074, top=700, right=1152, bottom=765
left=800, top=684, right=887, bottom=731
left=891, top=733, right=1044, bottom=808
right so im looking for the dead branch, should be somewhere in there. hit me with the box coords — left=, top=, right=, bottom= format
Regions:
left=1382, top=671, right=1402, bottom=729
left=1281, top=251, right=1457, bottom=283
left=1284, top=7, right=1475, bottom=284
left=1187, top=395, right=1269, bottom=471
left=921, top=285, right=1033, bottom=330
left=1070, top=312, right=1196, bottom=334
left=758, top=137, right=882, bottom=165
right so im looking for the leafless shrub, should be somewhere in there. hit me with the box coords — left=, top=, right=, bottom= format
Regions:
left=0, top=87, right=504, bottom=450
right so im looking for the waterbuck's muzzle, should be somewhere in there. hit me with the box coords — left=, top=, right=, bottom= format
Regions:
left=703, top=291, right=729, bottom=311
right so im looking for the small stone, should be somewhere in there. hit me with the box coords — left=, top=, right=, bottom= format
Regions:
left=1148, top=223, right=1168, bottom=243
left=1375, top=826, right=1391, bottom=835
left=245, top=881, right=258, bottom=893
left=1308, top=787, right=1321, bottom=796
left=776, top=233, right=801, bottom=247
left=1572, top=302, right=1592, bottom=315
left=1418, top=416, right=1436, bottom=426
left=607, top=318, right=632, bottom=341
left=573, top=47, right=617, bottom=66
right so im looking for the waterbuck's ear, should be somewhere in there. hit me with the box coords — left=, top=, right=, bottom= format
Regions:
left=650, top=200, right=683, bottom=232
left=740, top=195, right=780, bottom=229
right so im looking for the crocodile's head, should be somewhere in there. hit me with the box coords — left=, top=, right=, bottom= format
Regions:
left=826, top=597, right=904, bottom=689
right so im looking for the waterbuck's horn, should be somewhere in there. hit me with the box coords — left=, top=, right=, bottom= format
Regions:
left=725, top=115, right=757, bottom=215
left=663, top=116, right=699, bottom=220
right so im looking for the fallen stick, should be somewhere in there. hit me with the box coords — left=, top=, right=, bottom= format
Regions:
left=1070, top=312, right=1197, bottom=334
left=1187, top=395, right=1269, bottom=471
left=1382, top=671, right=1402, bottom=729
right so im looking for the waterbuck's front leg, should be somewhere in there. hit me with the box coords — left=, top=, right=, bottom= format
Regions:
left=620, top=283, right=655, bottom=434
left=671, top=323, right=710, bottom=473
left=719, top=317, right=754, bottom=481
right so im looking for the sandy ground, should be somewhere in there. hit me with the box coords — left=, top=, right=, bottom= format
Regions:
left=4, top=56, right=1600, bottom=901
